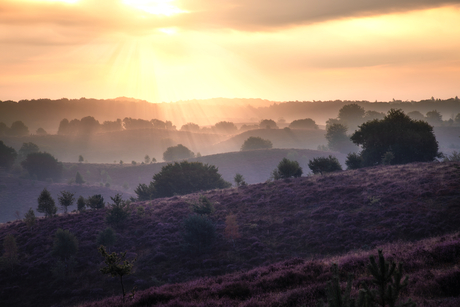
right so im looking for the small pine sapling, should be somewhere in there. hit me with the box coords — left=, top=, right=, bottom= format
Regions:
left=98, top=245, right=136, bottom=302
left=23, top=208, right=36, bottom=228
left=105, top=194, right=130, bottom=228
left=362, top=250, right=416, bottom=307
left=234, top=173, right=247, bottom=188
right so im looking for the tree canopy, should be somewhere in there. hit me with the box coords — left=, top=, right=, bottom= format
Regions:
left=0, top=141, right=17, bottom=169
left=241, top=136, right=273, bottom=151
left=21, top=152, right=63, bottom=181
left=350, top=109, right=440, bottom=166
left=288, top=118, right=318, bottom=130
left=163, top=144, right=195, bottom=161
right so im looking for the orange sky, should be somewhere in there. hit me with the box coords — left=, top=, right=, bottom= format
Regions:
left=1, top=0, right=459, bottom=103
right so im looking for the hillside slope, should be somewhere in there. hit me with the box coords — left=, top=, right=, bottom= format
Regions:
left=0, top=162, right=459, bottom=307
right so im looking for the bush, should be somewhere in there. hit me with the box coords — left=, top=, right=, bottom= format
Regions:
left=241, top=136, right=273, bottom=151
left=105, top=194, right=130, bottom=228
left=21, top=152, right=63, bottom=181
left=351, top=109, right=440, bottom=166
left=163, top=144, right=194, bottom=161
left=135, top=182, right=156, bottom=201
left=234, top=173, right=247, bottom=187
left=272, top=158, right=303, bottom=180
left=18, top=142, right=39, bottom=161
left=87, top=194, right=105, bottom=210
left=191, top=195, right=214, bottom=215
left=75, top=171, right=85, bottom=184
left=23, top=208, right=36, bottom=228
left=97, top=227, right=117, bottom=248
left=37, top=188, right=57, bottom=218
left=259, top=119, right=278, bottom=129
left=326, top=123, right=357, bottom=153
left=52, top=228, right=78, bottom=261
left=182, top=214, right=216, bottom=254
left=58, top=191, right=75, bottom=214
left=288, top=118, right=318, bottom=129
left=345, top=152, right=363, bottom=170
left=150, top=161, right=231, bottom=198
left=308, top=156, right=342, bottom=174
left=0, top=141, right=17, bottom=169
left=77, top=196, right=86, bottom=212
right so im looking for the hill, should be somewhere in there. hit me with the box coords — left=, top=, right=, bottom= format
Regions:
left=0, top=161, right=459, bottom=306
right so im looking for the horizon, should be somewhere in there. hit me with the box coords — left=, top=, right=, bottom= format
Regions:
left=1, top=1, right=459, bottom=103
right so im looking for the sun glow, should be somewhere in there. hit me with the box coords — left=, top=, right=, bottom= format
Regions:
left=123, top=0, right=186, bottom=16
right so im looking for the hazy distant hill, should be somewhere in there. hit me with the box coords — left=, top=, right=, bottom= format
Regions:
left=1, top=97, right=459, bottom=133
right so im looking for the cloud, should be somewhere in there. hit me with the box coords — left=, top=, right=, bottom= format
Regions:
left=1, top=0, right=459, bottom=37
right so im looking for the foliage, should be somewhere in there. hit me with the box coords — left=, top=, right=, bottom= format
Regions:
left=289, top=118, right=318, bottom=129
left=135, top=182, right=156, bottom=201
left=0, top=140, right=17, bottom=169
left=234, top=173, right=247, bottom=187
left=151, top=161, right=231, bottom=198
left=259, top=119, right=278, bottom=129
left=52, top=228, right=78, bottom=261
left=308, top=155, right=342, bottom=174
left=9, top=120, right=29, bottom=137
left=97, top=227, right=117, bottom=248
left=382, top=151, right=395, bottom=165
left=213, top=121, right=238, bottom=134
left=77, top=195, right=86, bottom=212
left=18, top=142, right=39, bottom=161
left=272, top=158, right=303, bottom=179
left=361, top=250, right=416, bottom=307
left=105, top=194, right=130, bottom=228
left=144, top=155, right=150, bottom=164
left=425, top=110, right=443, bottom=125
left=98, top=245, right=136, bottom=302
left=23, top=208, right=36, bottom=228
left=37, top=188, right=57, bottom=218
left=78, top=155, right=84, bottom=163
left=182, top=214, right=216, bottom=254
left=338, top=103, right=365, bottom=128
left=58, top=190, right=75, bottom=214
left=316, top=264, right=356, bottom=307
left=191, top=195, right=215, bottom=215
left=326, top=123, right=357, bottom=153
left=180, top=122, right=200, bottom=132
left=241, top=136, right=273, bottom=151
left=350, top=109, right=440, bottom=166
left=442, top=151, right=460, bottom=162
left=345, top=152, right=363, bottom=170
left=87, top=194, right=105, bottom=210
left=21, top=152, right=63, bottom=181
left=163, top=144, right=195, bottom=161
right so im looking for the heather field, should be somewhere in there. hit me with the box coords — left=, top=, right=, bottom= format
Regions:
left=0, top=162, right=459, bottom=306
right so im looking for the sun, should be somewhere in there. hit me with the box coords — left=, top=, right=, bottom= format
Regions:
left=122, top=0, right=186, bottom=16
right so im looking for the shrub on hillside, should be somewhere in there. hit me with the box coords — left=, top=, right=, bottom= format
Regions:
left=350, top=109, right=440, bottom=166
left=58, top=191, right=75, bottom=214
left=345, top=152, right=363, bottom=170
left=0, top=141, right=17, bottom=169
left=182, top=214, right=216, bottom=254
left=97, top=227, right=117, bottom=249
left=87, top=194, right=105, bottom=210
left=289, top=118, right=318, bottom=129
left=105, top=194, right=130, bottom=228
left=272, top=158, right=303, bottom=180
left=37, top=188, right=57, bottom=218
left=241, top=136, right=273, bottom=151
left=23, top=208, right=36, bottom=228
left=135, top=182, right=156, bottom=201
left=141, top=161, right=231, bottom=199
left=234, top=173, right=247, bottom=187
left=52, top=228, right=78, bottom=261
left=191, top=195, right=214, bottom=216
left=163, top=144, right=194, bottom=162
left=21, top=152, right=63, bottom=181
left=77, top=195, right=86, bottom=212
left=308, top=156, right=342, bottom=174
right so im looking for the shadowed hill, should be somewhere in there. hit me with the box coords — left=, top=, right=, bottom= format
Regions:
left=0, top=162, right=459, bottom=306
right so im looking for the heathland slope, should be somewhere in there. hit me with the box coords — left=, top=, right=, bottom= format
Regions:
left=0, top=162, right=459, bottom=307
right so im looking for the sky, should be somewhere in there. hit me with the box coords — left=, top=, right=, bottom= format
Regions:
left=1, top=0, right=460, bottom=103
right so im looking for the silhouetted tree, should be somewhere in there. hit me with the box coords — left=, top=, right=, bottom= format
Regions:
left=36, top=127, right=47, bottom=135
left=87, top=194, right=105, bottom=210
left=77, top=195, right=86, bottom=212
left=21, top=152, right=63, bottom=181
left=213, top=121, right=238, bottom=134
left=351, top=109, right=440, bottom=166
left=105, top=194, right=130, bottom=228
left=272, top=158, right=303, bottom=179
left=0, top=141, right=17, bottom=169
left=180, top=122, right=200, bottom=132
left=163, top=144, right=195, bottom=161
left=78, top=155, right=84, bottom=163
left=289, top=118, right=318, bottom=129
left=9, top=120, right=29, bottom=137
left=407, top=111, right=425, bottom=121
left=57, top=118, right=70, bottom=135
left=134, top=182, right=156, bottom=201
left=23, top=208, right=36, bottom=228
left=259, top=119, right=278, bottom=129
left=241, top=136, right=273, bottom=151
left=425, top=110, right=443, bottom=126
left=144, top=155, right=150, bottom=164
left=58, top=191, right=75, bottom=214
left=75, top=171, right=85, bottom=184
left=326, top=123, right=357, bottom=153
left=98, top=246, right=136, bottom=302
left=97, top=227, right=117, bottom=249
left=363, top=110, right=385, bottom=122
left=308, top=156, right=342, bottom=174
left=338, top=104, right=365, bottom=129
left=345, top=152, right=363, bottom=170
left=52, top=228, right=78, bottom=261
left=37, top=188, right=57, bottom=218
left=234, top=173, right=247, bottom=187
left=18, top=142, right=39, bottom=161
